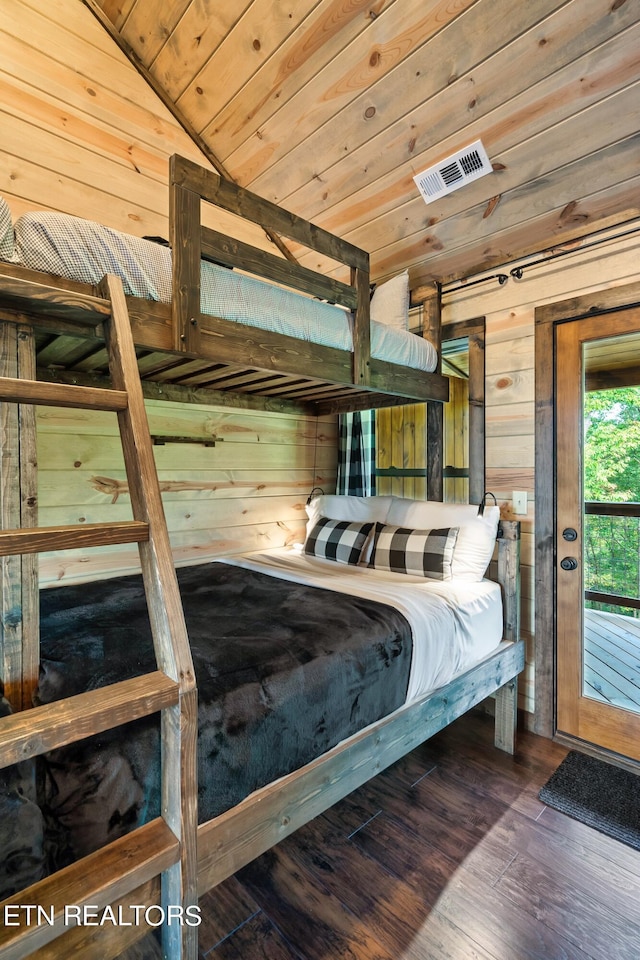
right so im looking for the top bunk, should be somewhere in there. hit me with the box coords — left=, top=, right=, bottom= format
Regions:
left=0, top=155, right=449, bottom=415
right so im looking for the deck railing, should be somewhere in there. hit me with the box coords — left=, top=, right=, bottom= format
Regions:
left=584, top=501, right=640, bottom=617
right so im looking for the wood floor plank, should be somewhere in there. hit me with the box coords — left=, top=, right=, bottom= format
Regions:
left=197, top=876, right=262, bottom=954
left=236, top=848, right=399, bottom=960
left=494, top=849, right=640, bottom=960
left=200, top=714, right=640, bottom=960
left=202, top=912, right=301, bottom=960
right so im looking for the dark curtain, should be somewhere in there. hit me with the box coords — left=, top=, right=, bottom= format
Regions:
left=336, top=411, right=376, bottom=496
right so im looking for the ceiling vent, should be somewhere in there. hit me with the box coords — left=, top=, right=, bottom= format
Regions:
left=413, top=139, right=493, bottom=204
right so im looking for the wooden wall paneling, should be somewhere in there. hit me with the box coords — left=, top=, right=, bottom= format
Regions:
left=163, top=0, right=318, bottom=117
left=390, top=404, right=404, bottom=498
left=375, top=407, right=392, bottom=498
left=401, top=407, right=415, bottom=501
left=286, top=9, right=640, bottom=230
left=36, top=398, right=337, bottom=587
left=115, top=0, right=192, bottom=63
left=444, top=376, right=468, bottom=504
left=379, top=149, right=640, bottom=285
left=468, top=325, right=485, bottom=505
left=139, top=3, right=249, bottom=102
left=311, top=77, right=640, bottom=281
left=248, top=0, right=565, bottom=200
left=1, top=1, right=272, bottom=252
left=196, top=0, right=404, bottom=162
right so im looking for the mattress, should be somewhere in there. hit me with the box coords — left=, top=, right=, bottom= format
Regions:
left=0, top=553, right=502, bottom=900
left=225, top=547, right=504, bottom=701
left=6, top=210, right=438, bottom=372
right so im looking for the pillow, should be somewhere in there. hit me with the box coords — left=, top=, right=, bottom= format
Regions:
left=304, top=516, right=374, bottom=565
left=305, top=494, right=394, bottom=536
left=386, top=499, right=500, bottom=581
left=368, top=522, right=458, bottom=580
left=369, top=270, right=409, bottom=330
left=0, top=197, right=14, bottom=262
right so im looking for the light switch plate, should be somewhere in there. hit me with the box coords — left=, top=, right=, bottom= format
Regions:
left=512, top=491, right=528, bottom=515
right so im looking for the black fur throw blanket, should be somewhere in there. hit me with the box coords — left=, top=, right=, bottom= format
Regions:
left=0, top=561, right=412, bottom=898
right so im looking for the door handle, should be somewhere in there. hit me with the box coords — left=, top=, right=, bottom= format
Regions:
left=560, top=556, right=578, bottom=571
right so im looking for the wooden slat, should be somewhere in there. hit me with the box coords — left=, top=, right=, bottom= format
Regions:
left=0, top=265, right=111, bottom=323
left=0, top=818, right=179, bottom=960
left=0, top=520, right=149, bottom=556
left=17, top=323, right=40, bottom=711
left=171, top=155, right=368, bottom=271
left=0, top=671, right=178, bottom=767
left=0, top=375, right=127, bottom=411
left=196, top=638, right=526, bottom=893
left=201, top=225, right=357, bottom=308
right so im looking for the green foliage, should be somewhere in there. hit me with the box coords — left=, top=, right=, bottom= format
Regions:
left=584, top=387, right=640, bottom=614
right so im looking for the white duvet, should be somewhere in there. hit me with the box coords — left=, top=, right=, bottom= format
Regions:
left=217, top=546, right=503, bottom=703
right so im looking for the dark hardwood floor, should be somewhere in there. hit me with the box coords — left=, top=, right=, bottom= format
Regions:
left=196, top=712, right=640, bottom=960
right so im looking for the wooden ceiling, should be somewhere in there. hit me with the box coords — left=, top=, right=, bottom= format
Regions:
left=89, top=0, right=639, bottom=286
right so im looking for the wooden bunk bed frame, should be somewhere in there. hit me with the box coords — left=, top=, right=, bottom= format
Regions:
left=0, top=155, right=449, bottom=419
left=0, top=160, right=524, bottom=959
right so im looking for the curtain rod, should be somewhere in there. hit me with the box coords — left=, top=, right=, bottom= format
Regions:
left=509, top=223, right=640, bottom=279
left=442, top=220, right=640, bottom=294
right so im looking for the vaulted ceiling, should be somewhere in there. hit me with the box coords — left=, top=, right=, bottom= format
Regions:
left=89, top=0, right=639, bottom=286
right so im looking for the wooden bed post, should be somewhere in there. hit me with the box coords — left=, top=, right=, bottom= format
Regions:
left=494, top=519, right=521, bottom=753
left=0, top=321, right=38, bottom=711
left=413, top=282, right=444, bottom=500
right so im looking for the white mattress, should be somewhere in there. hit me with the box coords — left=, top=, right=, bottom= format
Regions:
left=8, top=211, right=438, bottom=373
left=218, top=546, right=504, bottom=703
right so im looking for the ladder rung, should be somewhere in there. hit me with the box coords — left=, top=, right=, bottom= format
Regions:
left=0, top=521, right=149, bottom=557
left=0, top=818, right=179, bottom=960
left=0, top=375, right=128, bottom=411
left=0, top=671, right=179, bottom=768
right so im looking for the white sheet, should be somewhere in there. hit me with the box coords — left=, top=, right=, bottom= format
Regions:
left=216, top=547, right=503, bottom=703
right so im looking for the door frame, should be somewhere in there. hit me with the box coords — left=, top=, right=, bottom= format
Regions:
left=534, top=279, right=640, bottom=741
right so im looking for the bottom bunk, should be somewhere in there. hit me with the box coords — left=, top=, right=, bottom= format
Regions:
left=0, top=498, right=523, bottom=958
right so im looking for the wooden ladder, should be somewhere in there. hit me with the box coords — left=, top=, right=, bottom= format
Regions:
left=0, top=275, right=198, bottom=960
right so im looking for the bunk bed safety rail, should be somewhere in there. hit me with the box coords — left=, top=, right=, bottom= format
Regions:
left=169, top=155, right=372, bottom=385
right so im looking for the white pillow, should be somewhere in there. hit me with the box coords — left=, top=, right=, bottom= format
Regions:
left=0, top=198, right=14, bottom=262
left=386, top=499, right=500, bottom=581
left=305, top=494, right=394, bottom=534
left=369, top=270, right=409, bottom=330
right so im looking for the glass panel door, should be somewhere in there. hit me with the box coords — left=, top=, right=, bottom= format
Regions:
left=556, top=311, right=640, bottom=759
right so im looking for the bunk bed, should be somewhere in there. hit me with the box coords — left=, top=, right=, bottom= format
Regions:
left=0, top=159, right=524, bottom=960
left=0, top=155, right=448, bottom=418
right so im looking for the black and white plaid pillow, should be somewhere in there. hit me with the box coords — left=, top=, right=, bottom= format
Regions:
left=368, top=522, right=459, bottom=580
left=304, top=517, right=374, bottom=565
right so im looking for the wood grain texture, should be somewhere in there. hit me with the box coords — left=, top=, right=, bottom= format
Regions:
left=198, top=712, right=640, bottom=960
left=0, top=820, right=178, bottom=960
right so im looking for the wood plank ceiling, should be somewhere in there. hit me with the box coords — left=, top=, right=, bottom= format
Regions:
left=88, top=0, right=640, bottom=286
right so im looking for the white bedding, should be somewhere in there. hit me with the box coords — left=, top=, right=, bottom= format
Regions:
left=6, top=210, right=438, bottom=373
left=219, top=546, right=504, bottom=703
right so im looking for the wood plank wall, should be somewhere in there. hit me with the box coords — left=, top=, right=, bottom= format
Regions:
left=1, top=0, right=274, bottom=247
left=1, top=0, right=338, bottom=587
left=37, top=401, right=336, bottom=586
left=443, top=228, right=640, bottom=717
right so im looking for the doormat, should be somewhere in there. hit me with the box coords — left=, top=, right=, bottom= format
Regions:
left=539, top=750, right=640, bottom=851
